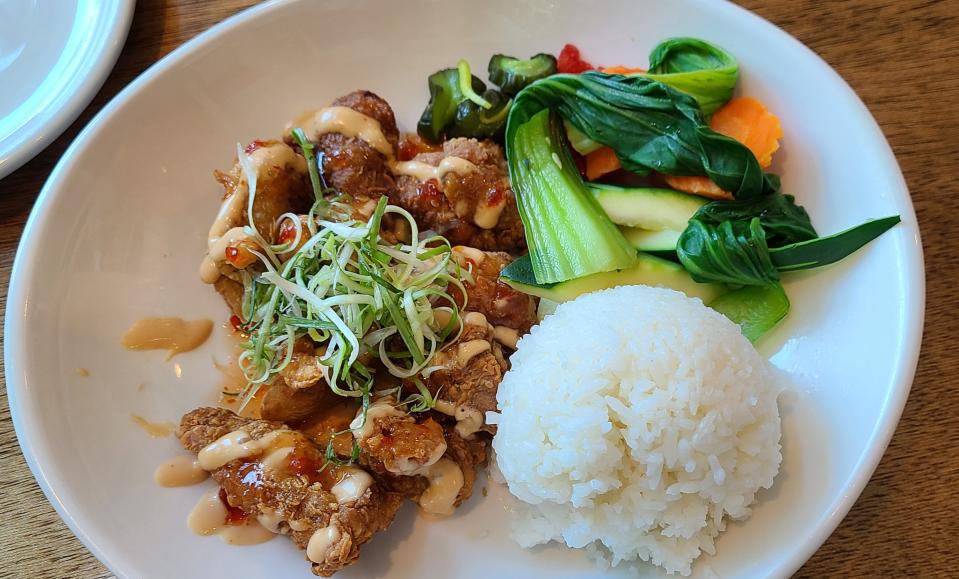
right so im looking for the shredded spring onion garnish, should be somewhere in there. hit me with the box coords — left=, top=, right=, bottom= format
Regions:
left=457, top=59, right=493, bottom=110
left=232, top=142, right=472, bottom=436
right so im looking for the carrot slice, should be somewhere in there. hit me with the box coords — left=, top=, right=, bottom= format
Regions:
left=662, top=175, right=734, bottom=200
left=664, top=97, right=783, bottom=199
left=585, top=146, right=622, bottom=181
left=600, top=65, right=647, bottom=75
left=709, top=97, right=783, bottom=168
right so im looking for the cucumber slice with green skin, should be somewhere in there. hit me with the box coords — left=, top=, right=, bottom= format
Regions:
left=501, top=253, right=725, bottom=304
left=709, top=284, right=790, bottom=342
left=590, top=184, right=706, bottom=230
left=620, top=226, right=681, bottom=252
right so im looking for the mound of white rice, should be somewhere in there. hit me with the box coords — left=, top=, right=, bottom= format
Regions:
left=490, top=286, right=782, bottom=576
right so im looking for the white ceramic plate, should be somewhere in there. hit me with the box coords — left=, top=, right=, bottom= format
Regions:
left=0, top=0, right=134, bottom=178
left=5, top=0, right=924, bottom=577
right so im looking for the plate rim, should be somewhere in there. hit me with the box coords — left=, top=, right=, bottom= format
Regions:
left=3, top=0, right=926, bottom=577
left=0, top=0, right=136, bottom=179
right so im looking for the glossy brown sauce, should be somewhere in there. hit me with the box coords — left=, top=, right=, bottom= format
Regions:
left=297, top=398, right=358, bottom=456
left=121, top=317, right=213, bottom=359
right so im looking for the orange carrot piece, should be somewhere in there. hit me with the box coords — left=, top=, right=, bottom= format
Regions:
left=662, top=175, right=734, bottom=201
left=709, top=97, right=783, bottom=168
left=663, top=97, right=783, bottom=199
left=585, top=146, right=622, bottom=181
left=600, top=65, right=647, bottom=75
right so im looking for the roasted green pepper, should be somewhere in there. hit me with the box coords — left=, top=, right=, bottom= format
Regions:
left=448, top=89, right=511, bottom=140
left=417, top=60, right=514, bottom=143
left=417, top=67, right=488, bottom=143
left=488, top=53, right=558, bottom=96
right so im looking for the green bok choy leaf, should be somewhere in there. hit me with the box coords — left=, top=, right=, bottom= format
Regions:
left=509, top=109, right=636, bottom=284
left=646, top=37, right=739, bottom=116
left=507, top=72, right=774, bottom=200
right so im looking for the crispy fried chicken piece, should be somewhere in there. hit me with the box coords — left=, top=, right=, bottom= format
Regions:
left=452, top=246, right=538, bottom=337
left=298, top=398, right=358, bottom=456
left=281, top=348, right=325, bottom=390
left=214, top=277, right=244, bottom=318
left=204, top=140, right=312, bottom=282
left=391, top=138, right=525, bottom=252
left=261, top=376, right=337, bottom=423
left=178, top=407, right=403, bottom=577
left=373, top=422, right=487, bottom=510
left=287, top=90, right=399, bottom=221
left=415, top=312, right=506, bottom=438
left=441, top=423, right=488, bottom=506
left=350, top=399, right=448, bottom=476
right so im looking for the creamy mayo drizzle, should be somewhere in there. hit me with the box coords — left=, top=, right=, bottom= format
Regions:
left=260, top=446, right=293, bottom=474
left=392, top=438, right=447, bottom=476
left=200, top=226, right=249, bottom=283
left=197, top=429, right=288, bottom=471
left=492, top=326, right=519, bottom=349
left=130, top=415, right=175, bottom=438
left=188, top=488, right=229, bottom=535
left=155, top=456, right=209, bottom=487
left=453, top=246, right=486, bottom=267
left=293, top=106, right=394, bottom=160
left=350, top=400, right=404, bottom=440
left=187, top=488, right=276, bottom=544
left=219, top=521, right=276, bottom=545
left=121, top=318, right=214, bottom=359
left=454, top=406, right=485, bottom=439
left=473, top=196, right=507, bottom=229
left=289, top=519, right=311, bottom=532
left=390, top=157, right=477, bottom=187
left=433, top=400, right=484, bottom=438
left=463, top=311, right=488, bottom=328
left=331, top=467, right=374, bottom=504
left=307, top=524, right=341, bottom=564
left=417, top=458, right=465, bottom=516
left=257, top=508, right=287, bottom=534
left=432, top=400, right=455, bottom=417
left=455, top=339, right=491, bottom=366
left=200, top=142, right=306, bottom=284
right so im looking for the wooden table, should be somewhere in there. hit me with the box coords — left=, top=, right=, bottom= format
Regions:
left=0, top=1, right=956, bottom=576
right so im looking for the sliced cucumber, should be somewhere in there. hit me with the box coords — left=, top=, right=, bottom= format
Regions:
left=620, top=226, right=681, bottom=252
left=590, top=184, right=706, bottom=230
left=564, top=119, right=603, bottom=155
left=536, top=298, right=560, bottom=320
left=501, top=253, right=725, bottom=304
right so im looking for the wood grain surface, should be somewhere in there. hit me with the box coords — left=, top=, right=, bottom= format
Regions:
left=0, top=1, right=956, bottom=577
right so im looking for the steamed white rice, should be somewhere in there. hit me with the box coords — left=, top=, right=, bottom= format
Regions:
left=490, top=286, right=782, bottom=575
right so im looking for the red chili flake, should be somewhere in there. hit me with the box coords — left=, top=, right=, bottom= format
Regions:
left=244, top=139, right=272, bottom=154
left=229, top=315, right=243, bottom=331
left=485, top=183, right=506, bottom=206
left=277, top=221, right=297, bottom=246
left=557, top=43, right=595, bottom=74
left=288, top=453, right=323, bottom=480
left=225, top=246, right=240, bottom=264
left=398, top=138, right=420, bottom=162
left=419, top=178, right=445, bottom=206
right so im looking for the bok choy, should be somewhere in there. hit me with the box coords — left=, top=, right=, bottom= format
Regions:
left=507, top=72, right=773, bottom=200
left=646, top=38, right=739, bottom=116
left=510, top=109, right=636, bottom=284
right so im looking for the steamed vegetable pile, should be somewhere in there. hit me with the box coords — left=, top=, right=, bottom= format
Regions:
left=418, top=39, right=900, bottom=341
